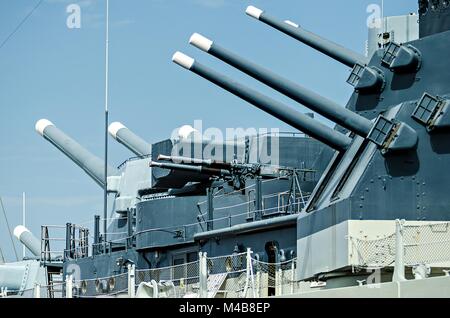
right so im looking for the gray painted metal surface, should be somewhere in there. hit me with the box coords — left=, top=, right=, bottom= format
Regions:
left=12, top=0, right=450, bottom=298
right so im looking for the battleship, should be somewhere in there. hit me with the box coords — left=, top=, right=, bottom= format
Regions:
left=2, top=0, right=450, bottom=298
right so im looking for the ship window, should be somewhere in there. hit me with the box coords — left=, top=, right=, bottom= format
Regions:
left=347, top=63, right=365, bottom=87
left=277, top=192, right=290, bottom=214
left=173, top=256, right=186, bottom=281
left=173, top=257, right=184, bottom=266
left=381, top=42, right=401, bottom=66
left=187, top=252, right=198, bottom=263
left=412, top=93, right=441, bottom=125
left=367, top=116, right=395, bottom=147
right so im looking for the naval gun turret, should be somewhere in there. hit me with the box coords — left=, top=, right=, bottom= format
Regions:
left=169, top=2, right=450, bottom=284
left=187, top=33, right=418, bottom=154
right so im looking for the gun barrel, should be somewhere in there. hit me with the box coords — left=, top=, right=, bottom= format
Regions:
left=150, top=161, right=231, bottom=176
left=245, top=6, right=369, bottom=67
left=36, top=119, right=119, bottom=188
left=157, top=154, right=233, bottom=168
left=13, top=225, right=40, bottom=257
left=189, top=34, right=373, bottom=137
left=108, top=122, right=152, bottom=157
left=173, top=52, right=352, bottom=151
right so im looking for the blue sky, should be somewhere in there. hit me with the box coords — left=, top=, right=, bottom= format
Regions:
left=0, top=0, right=417, bottom=261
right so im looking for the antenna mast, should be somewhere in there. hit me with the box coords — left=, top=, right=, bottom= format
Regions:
left=22, top=192, right=26, bottom=258
left=103, top=0, right=110, bottom=245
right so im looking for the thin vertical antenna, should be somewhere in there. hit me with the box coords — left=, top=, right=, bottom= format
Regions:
left=381, top=0, right=384, bottom=34
left=22, top=192, right=26, bottom=258
left=103, top=0, right=109, bottom=246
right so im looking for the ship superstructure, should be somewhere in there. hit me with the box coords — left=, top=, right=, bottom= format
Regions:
left=2, top=0, right=450, bottom=298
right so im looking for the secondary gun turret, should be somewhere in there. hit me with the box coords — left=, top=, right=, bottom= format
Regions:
left=152, top=155, right=294, bottom=190
left=187, top=34, right=418, bottom=153
left=108, top=122, right=152, bottom=157
left=35, top=119, right=120, bottom=189
left=245, top=6, right=369, bottom=68
left=172, top=52, right=352, bottom=152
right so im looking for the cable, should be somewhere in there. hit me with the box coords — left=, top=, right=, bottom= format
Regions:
left=0, top=0, right=44, bottom=51
left=0, top=196, right=19, bottom=261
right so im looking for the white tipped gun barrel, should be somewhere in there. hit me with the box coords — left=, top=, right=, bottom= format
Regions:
left=245, top=6, right=369, bottom=67
left=13, top=225, right=41, bottom=257
left=35, top=119, right=119, bottom=188
left=172, top=52, right=352, bottom=151
left=188, top=33, right=373, bottom=137
left=108, top=122, right=152, bottom=157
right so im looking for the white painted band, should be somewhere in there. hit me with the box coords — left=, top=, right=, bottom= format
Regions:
left=189, top=33, right=213, bottom=52
left=172, top=52, right=195, bottom=70
left=35, top=119, right=54, bottom=136
left=13, top=225, right=29, bottom=240
left=108, top=122, right=126, bottom=139
left=245, top=6, right=263, bottom=19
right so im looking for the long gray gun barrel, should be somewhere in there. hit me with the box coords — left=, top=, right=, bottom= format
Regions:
left=189, top=33, right=373, bottom=137
left=108, top=122, right=152, bottom=156
left=13, top=225, right=40, bottom=257
left=158, top=154, right=232, bottom=169
left=245, top=6, right=369, bottom=67
left=150, top=161, right=231, bottom=176
left=35, top=119, right=119, bottom=188
left=172, top=52, right=352, bottom=151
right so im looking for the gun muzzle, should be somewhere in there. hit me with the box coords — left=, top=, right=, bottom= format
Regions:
left=13, top=225, right=40, bottom=257
left=245, top=6, right=369, bottom=67
left=108, top=122, right=151, bottom=157
left=188, top=33, right=373, bottom=137
left=172, top=52, right=352, bottom=151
